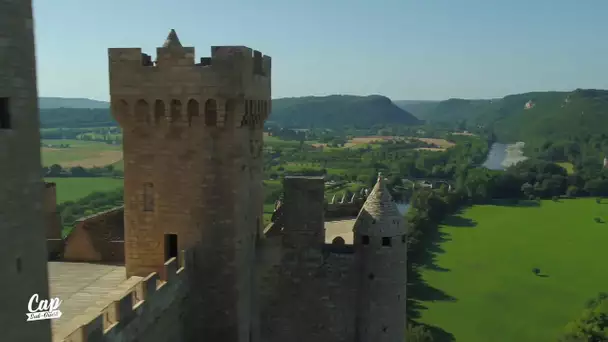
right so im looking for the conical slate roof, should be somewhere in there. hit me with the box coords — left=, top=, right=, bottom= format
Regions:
left=162, top=29, right=182, bottom=48
left=353, top=173, right=406, bottom=237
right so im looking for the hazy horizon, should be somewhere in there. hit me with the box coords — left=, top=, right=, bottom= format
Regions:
left=33, top=0, right=608, bottom=101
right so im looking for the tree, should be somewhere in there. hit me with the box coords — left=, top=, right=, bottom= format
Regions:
left=48, top=164, right=64, bottom=177
left=559, top=293, right=608, bottom=341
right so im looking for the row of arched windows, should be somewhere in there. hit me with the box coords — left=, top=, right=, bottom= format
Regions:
left=115, top=98, right=269, bottom=128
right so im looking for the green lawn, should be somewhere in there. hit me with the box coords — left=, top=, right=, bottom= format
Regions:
left=41, top=139, right=122, bottom=167
left=45, top=177, right=123, bottom=203
left=417, top=198, right=608, bottom=342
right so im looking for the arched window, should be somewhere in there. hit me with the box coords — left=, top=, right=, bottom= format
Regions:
left=134, top=99, right=150, bottom=124
left=170, top=100, right=181, bottom=122
left=115, top=99, right=129, bottom=118
left=187, top=99, right=199, bottom=127
left=205, top=99, right=217, bottom=126
left=154, top=100, right=165, bottom=124
left=225, top=99, right=236, bottom=127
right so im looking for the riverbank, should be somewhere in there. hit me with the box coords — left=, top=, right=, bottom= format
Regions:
left=483, top=142, right=527, bottom=171
left=502, top=142, right=528, bottom=168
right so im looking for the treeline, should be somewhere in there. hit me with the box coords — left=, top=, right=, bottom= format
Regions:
left=40, top=127, right=121, bottom=140
left=58, top=188, right=124, bottom=236
left=44, top=164, right=123, bottom=178
left=40, top=108, right=116, bottom=128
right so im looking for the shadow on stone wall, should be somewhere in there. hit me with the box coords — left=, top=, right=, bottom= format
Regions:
left=406, top=211, right=481, bottom=342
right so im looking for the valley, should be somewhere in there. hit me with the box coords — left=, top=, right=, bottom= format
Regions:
left=38, top=93, right=608, bottom=342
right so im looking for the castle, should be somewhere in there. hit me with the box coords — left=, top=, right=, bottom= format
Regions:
left=1, top=1, right=408, bottom=341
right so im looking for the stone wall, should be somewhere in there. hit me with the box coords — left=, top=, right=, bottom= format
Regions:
left=325, top=200, right=364, bottom=219
left=60, top=251, right=192, bottom=342
left=63, top=207, right=125, bottom=263
left=45, top=182, right=65, bottom=259
left=260, top=247, right=357, bottom=342
left=259, top=176, right=358, bottom=342
left=0, top=0, right=53, bottom=341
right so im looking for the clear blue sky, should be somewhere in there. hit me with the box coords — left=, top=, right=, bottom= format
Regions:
left=33, top=0, right=608, bottom=101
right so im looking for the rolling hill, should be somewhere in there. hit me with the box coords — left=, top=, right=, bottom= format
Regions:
left=39, top=97, right=109, bottom=109
left=397, top=89, right=608, bottom=143
left=39, top=95, right=422, bottom=129
left=268, top=95, right=421, bottom=128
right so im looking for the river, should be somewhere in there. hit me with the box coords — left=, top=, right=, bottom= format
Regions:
left=482, top=142, right=528, bottom=171
left=395, top=142, right=526, bottom=214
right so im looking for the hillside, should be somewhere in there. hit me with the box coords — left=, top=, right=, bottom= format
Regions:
left=393, top=100, right=439, bottom=119
left=39, top=95, right=422, bottom=129
left=40, top=108, right=116, bottom=128
left=39, top=97, right=109, bottom=109
left=399, top=89, right=608, bottom=143
left=268, top=95, right=422, bottom=128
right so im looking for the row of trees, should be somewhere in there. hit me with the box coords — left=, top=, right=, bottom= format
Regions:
left=44, top=164, right=123, bottom=178
left=58, top=188, right=124, bottom=236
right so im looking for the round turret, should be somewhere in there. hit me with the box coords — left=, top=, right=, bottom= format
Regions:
left=353, top=173, right=407, bottom=342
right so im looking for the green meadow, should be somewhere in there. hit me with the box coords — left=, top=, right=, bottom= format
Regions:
left=415, top=198, right=608, bottom=342
left=46, top=177, right=123, bottom=203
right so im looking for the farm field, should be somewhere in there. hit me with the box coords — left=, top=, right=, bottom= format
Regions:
left=46, top=177, right=123, bottom=203
left=41, top=139, right=122, bottom=168
left=416, top=198, right=608, bottom=342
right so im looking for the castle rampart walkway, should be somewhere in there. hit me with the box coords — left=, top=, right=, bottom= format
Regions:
left=48, top=262, right=142, bottom=341
left=325, top=218, right=356, bottom=244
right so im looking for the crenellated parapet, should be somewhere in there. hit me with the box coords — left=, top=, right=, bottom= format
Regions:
left=109, top=30, right=271, bottom=132
left=60, top=249, right=194, bottom=342
left=325, top=188, right=370, bottom=219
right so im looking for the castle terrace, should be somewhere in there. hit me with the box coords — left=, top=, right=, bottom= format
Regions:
left=324, top=218, right=356, bottom=244
left=47, top=262, right=142, bottom=341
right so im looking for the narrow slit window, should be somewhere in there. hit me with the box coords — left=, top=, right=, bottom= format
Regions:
left=164, top=234, right=178, bottom=262
left=382, top=237, right=392, bottom=247
left=143, top=183, right=154, bottom=211
left=0, top=97, right=11, bottom=129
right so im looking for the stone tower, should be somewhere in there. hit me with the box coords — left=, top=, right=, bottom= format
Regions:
left=0, top=1, right=53, bottom=341
left=353, top=173, right=407, bottom=342
left=108, top=30, right=271, bottom=341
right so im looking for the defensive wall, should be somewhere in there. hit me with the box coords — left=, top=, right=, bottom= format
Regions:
left=63, top=207, right=125, bottom=263
left=58, top=251, right=192, bottom=342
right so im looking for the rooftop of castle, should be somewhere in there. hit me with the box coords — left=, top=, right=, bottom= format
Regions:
left=162, top=29, right=182, bottom=48
left=48, top=262, right=142, bottom=340
left=353, top=172, right=406, bottom=236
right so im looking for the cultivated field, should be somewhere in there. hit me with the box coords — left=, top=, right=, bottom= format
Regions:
left=46, top=177, right=123, bottom=203
left=342, top=136, right=455, bottom=151
left=416, top=198, right=608, bottom=342
left=41, top=139, right=123, bottom=168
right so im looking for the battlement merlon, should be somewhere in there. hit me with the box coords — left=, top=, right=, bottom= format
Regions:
left=107, top=45, right=271, bottom=80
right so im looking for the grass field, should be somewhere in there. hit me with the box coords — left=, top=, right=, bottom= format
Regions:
left=45, top=177, right=123, bottom=203
left=41, top=139, right=122, bottom=168
left=415, top=198, right=608, bottom=342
